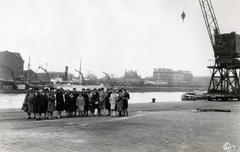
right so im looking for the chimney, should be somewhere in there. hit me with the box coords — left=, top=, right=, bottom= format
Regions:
left=64, top=66, right=68, bottom=81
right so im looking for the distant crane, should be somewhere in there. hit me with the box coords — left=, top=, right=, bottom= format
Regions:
left=103, top=72, right=114, bottom=87
left=159, top=73, right=172, bottom=85
left=85, top=71, right=91, bottom=78
left=38, top=66, right=50, bottom=83
left=28, top=65, right=50, bottom=84
left=75, top=69, right=85, bottom=84
left=131, top=71, right=144, bottom=85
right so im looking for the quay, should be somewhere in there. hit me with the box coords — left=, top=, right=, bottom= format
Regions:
left=0, top=101, right=240, bottom=152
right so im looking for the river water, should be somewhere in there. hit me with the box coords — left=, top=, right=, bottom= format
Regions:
left=0, top=92, right=185, bottom=109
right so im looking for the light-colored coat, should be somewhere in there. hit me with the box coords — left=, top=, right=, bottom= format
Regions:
left=76, top=96, right=85, bottom=112
left=109, top=92, right=118, bottom=110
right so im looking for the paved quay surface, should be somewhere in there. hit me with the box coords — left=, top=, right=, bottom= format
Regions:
left=0, top=101, right=240, bottom=152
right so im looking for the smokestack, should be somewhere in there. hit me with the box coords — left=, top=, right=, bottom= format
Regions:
left=64, top=66, right=68, bottom=81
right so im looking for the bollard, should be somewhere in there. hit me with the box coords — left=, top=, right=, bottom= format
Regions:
left=152, top=98, right=156, bottom=103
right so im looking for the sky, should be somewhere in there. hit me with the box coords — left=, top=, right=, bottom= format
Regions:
left=0, top=0, right=240, bottom=78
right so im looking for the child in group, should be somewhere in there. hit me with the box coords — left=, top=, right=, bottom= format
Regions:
left=76, top=92, right=85, bottom=117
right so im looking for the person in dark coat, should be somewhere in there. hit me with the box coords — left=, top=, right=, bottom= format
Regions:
left=92, top=88, right=99, bottom=116
left=33, top=88, right=40, bottom=118
left=72, top=88, right=78, bottom=117
left=98, top=88, right=105, bottom=115
left=64, top=90, right=70, bottom=117
left=82, top=88, right=89, bottom=116
left=33, top=89, right=41, bottom=120
left=56, top=88, right=65, bottom=119
left=103, top=88, right=111, bottom=116
left=123, top=89, right=130, bottom=116
left=88, top=89, right=94, bottom=116
left=40, top=88, right=49, bottom=119
left=67, top=92, right=76, bottom=117
left=116, top=89, right=124, bottom=117
left=47, top=88, right=56, bottom=119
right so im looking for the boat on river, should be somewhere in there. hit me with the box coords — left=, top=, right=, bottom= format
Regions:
left=181, top=90, right=207, bottom=101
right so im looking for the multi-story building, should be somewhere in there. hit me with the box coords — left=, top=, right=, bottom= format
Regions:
left=0, top=50, right=24, bottom=80
left=153, top=68, right=193, bottom=84
left=172, top=70, right=183, bottom=83
left=183, top=71, right=193, bottom=84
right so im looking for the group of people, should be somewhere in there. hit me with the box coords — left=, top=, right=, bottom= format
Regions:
left=22, top=87, right=130, bottom=120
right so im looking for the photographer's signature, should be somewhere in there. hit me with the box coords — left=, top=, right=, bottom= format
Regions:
left=223, top=142, right=235, bottom=152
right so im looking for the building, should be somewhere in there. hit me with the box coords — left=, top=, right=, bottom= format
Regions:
left=153, top=68, right=193, bottom=84
left=0, top=50, right=24, bottom=80
left=183, top=71, right=193, bottom=84
left=172, top=70, right=184, bottom=83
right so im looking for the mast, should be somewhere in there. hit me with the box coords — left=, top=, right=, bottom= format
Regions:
left=79, top=60, right=81, bottom=83
left=27, top=55, right=30, bottom=84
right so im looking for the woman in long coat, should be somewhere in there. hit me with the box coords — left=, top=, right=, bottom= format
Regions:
left=103, top=89, right=111, bottom=116
left=33, top=90, right=43, bottom=120
left=24, top=88, right=35, bottom=119
left=116, top=89, right=124, bottom=117
left=64, top=91, right=70, bottom=117
left=47, top=88, right=56, bottom=119
left=109, top=89, right=118, bottom=116
left=41, top=89, right=49, bottom=119
left=92, top=89, right=99, bottom=116
left=98, top=88, right=105, bottom=115
left=67, top=92, right=77, bottom=117
left=88, top=90, right=94, bottom=116
left=76, top=93, right=85, bottom=116
left=56, top=89, right=65, bottom=119
left=123, top=89, right=130, bottom=117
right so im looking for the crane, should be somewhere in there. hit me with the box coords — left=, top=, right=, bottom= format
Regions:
left=75, top=69, right=85, bottom=84
left=103, top=72, right=114, bottom=87
left=38, top=66, right=51, bottom=83
left=159, top=73, right=172, bottom=85
left=28, top=65, right=50, bottom=84
left=131, top=71, right=144, bottom=86
left=199, top=0, right=240, bottom=100
left=85, top=71, right=91, bottom=78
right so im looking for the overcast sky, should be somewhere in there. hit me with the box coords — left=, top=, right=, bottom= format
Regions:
left=0, top=0, right=240, bottom=78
